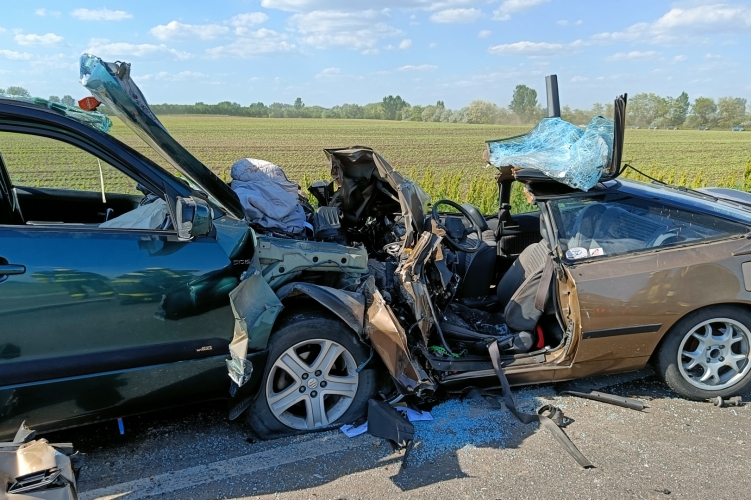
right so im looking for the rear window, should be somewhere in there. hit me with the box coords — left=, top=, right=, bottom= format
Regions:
left=549, top=194, right=749, bottom=261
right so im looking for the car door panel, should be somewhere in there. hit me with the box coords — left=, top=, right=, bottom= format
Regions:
left=568, top=238, right=748, bottom=366
left=0, top=224, right=236, bottom=435
left=0, top=356, right=227, bottom=437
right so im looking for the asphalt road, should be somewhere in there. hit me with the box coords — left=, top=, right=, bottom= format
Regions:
left=45, top=370, right=751, bottom=500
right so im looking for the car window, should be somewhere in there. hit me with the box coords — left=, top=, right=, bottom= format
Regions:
left=0, top=131, right=171, bottom=230
left=549, top=194, right=748, bottom=261
left=0, top=131, right=138, bottom=195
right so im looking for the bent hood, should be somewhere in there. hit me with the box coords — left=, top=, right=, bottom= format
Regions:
left=80, top=54, right=246, bottom=219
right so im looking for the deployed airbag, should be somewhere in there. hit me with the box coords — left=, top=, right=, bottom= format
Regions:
left=99, top=199, right=169, bottom=229
left=487, top=116, right=614, bottom=191
left=230, top=158, right=306, bottom=236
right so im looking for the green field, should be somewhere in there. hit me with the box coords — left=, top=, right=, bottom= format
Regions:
left=1, top=116, right=749, bottom=213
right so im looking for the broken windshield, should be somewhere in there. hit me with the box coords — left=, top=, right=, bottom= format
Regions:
left=0, top=93, right=112, bottom=133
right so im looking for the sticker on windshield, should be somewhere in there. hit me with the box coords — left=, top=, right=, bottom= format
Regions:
left=589, top=247, right=605, bottom=256
left=565, top=247, right=589, bottom=260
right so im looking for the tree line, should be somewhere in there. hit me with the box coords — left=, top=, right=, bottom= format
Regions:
left=2, top=84, right=748, bottom=129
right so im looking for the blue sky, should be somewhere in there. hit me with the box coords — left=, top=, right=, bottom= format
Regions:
left=1, top=1, right=749, bottom=109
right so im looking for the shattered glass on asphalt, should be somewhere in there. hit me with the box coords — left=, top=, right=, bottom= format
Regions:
left=487, top=116, right=614, bottom=191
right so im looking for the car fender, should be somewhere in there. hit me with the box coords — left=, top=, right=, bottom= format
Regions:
left=275, top=282, right=365, bottom=337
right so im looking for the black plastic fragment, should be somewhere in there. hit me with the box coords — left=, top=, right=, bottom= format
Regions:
left=560, top=390, right=646, bottom=411
left=366, top=399, right=414, bottom=448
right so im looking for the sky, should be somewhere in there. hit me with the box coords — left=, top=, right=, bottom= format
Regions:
left=0, top=1, right=750, bottom=109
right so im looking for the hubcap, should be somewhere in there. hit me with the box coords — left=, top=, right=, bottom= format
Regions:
left=265, top=339, right=359, bottom=430
left=678, top=318, right=751, bottom=391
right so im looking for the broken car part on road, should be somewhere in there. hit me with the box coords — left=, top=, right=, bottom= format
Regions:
left=0, top=424, right=83, bottom=499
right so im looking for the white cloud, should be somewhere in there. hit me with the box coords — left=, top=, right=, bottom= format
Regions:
left=478, top=30, right=492, bottom=38
left=288, top=10, right=401, bottom=50
left=398, top=64, right=438, bottom=72
left=705, top=52, right=722, bottom=59
left=493, top=0, right=551, bottom=21
left=150, top=21, right=230, bottom=40
left=206, top=29, right=296, bottom=58
left=29, top=53, right=77, bottom=69
left=261, top=0, right=488, bottom=13
left=488, top=40, right=586, bottom=56
left=556, top=20, right=568, bottom=26
left=575, top=19, right=583, bottom=25
left=35, top=8, right=60, bottom=17
left=673, top=54, right=687, bottom=62
left=570, top=76, right=587, bottom=82
left=399, top=38, right=413, bottom=49
left=72, top=8, right=133, bottom=21
left=14, top=33, right=64, bottom=46
left=230, top=12, right=270, bottom=34
left=429, top=42, right=437, bottom=48
left=594, top=4, right=751, bottom=44
left=138, top=71, right=207, bottom=82
left=430, top=8, right=481, bottom=23
left=0, top=49, right=33, bottom=60
left=605, top=50, right=658, bottom=61
left=315, top=67, right=341, bottom=78
left=85, top=40, right=191, bottom=60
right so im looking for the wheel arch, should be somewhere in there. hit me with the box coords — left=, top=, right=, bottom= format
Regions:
left=648, top=301, right=751, bottom=365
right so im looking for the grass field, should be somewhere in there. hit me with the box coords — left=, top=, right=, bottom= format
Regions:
left=1, top=115, right=749, bottom=213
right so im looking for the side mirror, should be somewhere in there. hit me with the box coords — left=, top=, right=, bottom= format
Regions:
left=176, top=196, right=213, bottom=240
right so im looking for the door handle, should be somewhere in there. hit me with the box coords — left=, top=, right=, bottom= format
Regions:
left=0, top=264, right=26, bottom=275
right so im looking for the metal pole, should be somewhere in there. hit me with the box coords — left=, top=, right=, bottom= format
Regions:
left=545, top=75, right=560, bottom=118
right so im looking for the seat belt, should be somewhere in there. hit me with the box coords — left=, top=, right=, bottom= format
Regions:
left=487, top=340, right=593, bottom=468
left=534, top=258, right=555, bottom=312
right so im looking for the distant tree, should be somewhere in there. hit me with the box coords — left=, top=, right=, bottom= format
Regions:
left=509, top=84, right=538, bottom=123
left=363, top=102, right=384, bottom=120
left=667, top=91, right=690, bottom=127
left=0, top=88, right=5, bottom=94
left=406, top=105, right=424, bottom=121
left=436, top=100, right=445, bottom=108
left=627, top=93, right=669, bottom=127
left=687, top=97, right=718, bottom=128
left=48, top=95, right=62, bottom=103
left=718, top=97, right=747, bottom=128
left=381, top=95, right=409, bottom=120
left=467, top=100, right=500, bottom=124
left=6, top=86, right=30, bottom=97
left=293, top=97, right=304, bottom=109
left=61, top=95, right=76, bottom=107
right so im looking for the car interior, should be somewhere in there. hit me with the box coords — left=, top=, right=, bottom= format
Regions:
left=0, top=143, right=169, bottom=230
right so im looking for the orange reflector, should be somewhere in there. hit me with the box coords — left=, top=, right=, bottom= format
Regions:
left=78, top=96, right=101, bottom=111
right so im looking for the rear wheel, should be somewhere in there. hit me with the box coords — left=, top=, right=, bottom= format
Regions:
left=655, top=306, right=751, bottom=400
left=247, top=313, right=376, bottom=438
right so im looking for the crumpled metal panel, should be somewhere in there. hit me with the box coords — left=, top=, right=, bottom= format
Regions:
left=0, top=424, right=81, bottom=500
left=366, top=289, right=435, bottom=395
left=227, top=268, right=282, bottom=387
left=276, top=282, right=365, bottom=336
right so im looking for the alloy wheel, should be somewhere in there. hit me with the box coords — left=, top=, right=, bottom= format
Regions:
left=678, top=318, right=751, bottom=391
left=265, top=339, right=359, bottom=430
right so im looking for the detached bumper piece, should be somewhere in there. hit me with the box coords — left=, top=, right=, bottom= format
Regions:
left=0, top=423, right=84, bottom=499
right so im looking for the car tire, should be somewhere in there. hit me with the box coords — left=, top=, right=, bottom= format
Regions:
left=655, top=306, right=751, bottom=400
left=246, top=311, right=376, bottom=439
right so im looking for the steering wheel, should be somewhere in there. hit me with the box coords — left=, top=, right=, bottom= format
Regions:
left=431, top=199, right=483, bottom=253
left=648, top=228, right=683, bottom=248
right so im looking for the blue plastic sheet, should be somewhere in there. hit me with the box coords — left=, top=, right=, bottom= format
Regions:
left=0, top=92, right=112, bottom=133
left=487, top=116, right=614, bottom=191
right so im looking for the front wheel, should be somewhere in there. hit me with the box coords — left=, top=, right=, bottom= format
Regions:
left=246, top=312, right=376, bottom=438
left=655, top=306, right=751, bottom=400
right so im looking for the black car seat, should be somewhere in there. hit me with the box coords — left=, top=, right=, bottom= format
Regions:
left=567, top=203, right=606, bottom=251
left=0, top=152, right=23, bottom=225
left=456, top=203, right=498, bottom=297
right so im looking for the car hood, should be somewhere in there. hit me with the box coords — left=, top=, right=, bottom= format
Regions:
left=79, top=54, right=246, bottom=219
